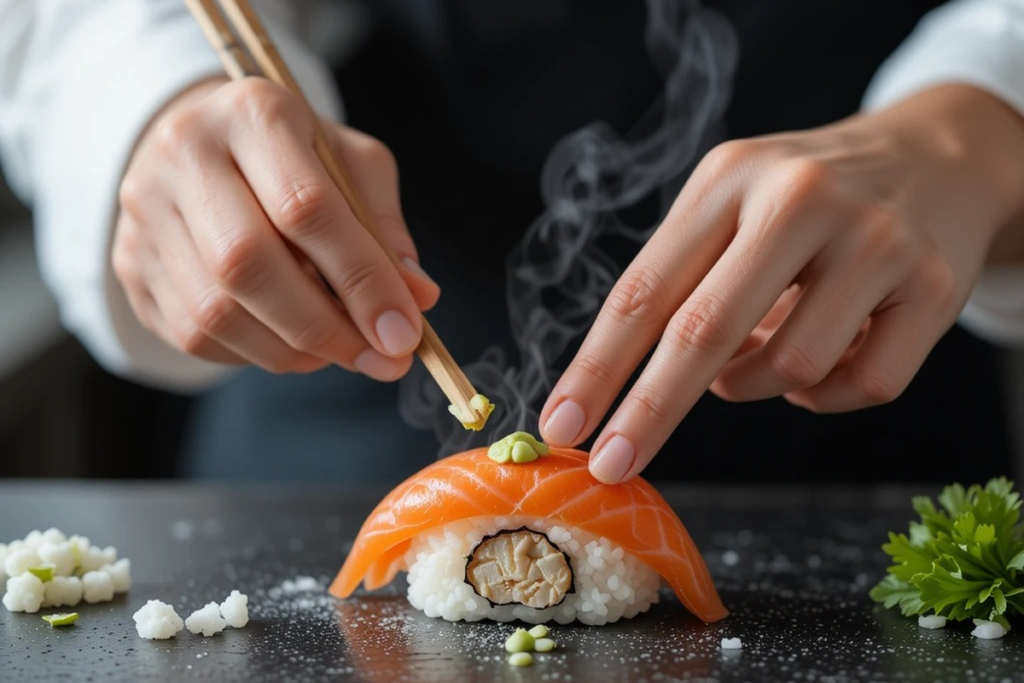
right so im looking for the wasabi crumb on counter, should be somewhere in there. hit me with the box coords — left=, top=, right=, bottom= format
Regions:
left=42, top=612, right=79, bottom=627
left=508, top=652, right=534, bottom=667
left=133, top=600, right=184, bottom=640
left=528, top=624, right=549, bottom=639
left=504, top=628, right=535, bottom=653
left=488, top=432, right=550, bottom=464
left=534, top=638, right=557, bottom=652
left=448, top=394, right=495, bottom=431
left=721, top=637, right=743, bottom=650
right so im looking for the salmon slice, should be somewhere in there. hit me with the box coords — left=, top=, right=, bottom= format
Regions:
left=329, top=447, right=728, bottom=623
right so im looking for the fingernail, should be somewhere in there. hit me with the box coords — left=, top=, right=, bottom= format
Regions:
left=354, top=348, right=403, bottom=381
left=544, top=400, right=586, bottom=445
left=402, top=257, right=437, bottom=286
left=590, top=435, right=636, bottom=484
left=375, top=310, right=419, bottom=356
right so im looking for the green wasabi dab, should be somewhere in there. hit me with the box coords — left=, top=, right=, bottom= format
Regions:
left=528, top=624, right=549, bottom=639
left=27, top=566, right=54, bottom=582
left=42, top=612, right=78, bottom=627
left=508, top=652, right=534, bottom=667
left=504, top=628, right=535, bottom=653
left=488, top=432, right=549, bottom=464
left=448, top=394, right=495, bottom=431
left=534, top=638, right=557, bottom=652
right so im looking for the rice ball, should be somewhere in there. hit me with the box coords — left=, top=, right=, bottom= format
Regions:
left=41, top=528, right=67, bottom=545
left=42, top=576, right=83, bottom=608
left=3, top=573, right=45, bottom=613
left=82, top=570, right=115, bottom=604
left=220, top=590, right=249, bottom=628
left=38, top=542, right=76, bottom=577
left=4, top=548, right=42, bottom=578
left=133, top=600, right=184, bottom=639
left=185, top=601, right=226, bottom=636
left=102, top=559, right=132, bottom=593
left=917, top=615, right=947, bottom=630
left=22, top=530, right=45, bottom=550
left=971, top=619, right=1007, bottom=640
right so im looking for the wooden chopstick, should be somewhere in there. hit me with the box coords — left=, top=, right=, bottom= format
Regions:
left=182, top=0, right=486, bottom=427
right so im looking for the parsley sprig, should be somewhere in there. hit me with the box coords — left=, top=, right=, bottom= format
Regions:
left=869, top=477, right=1024, bottom=629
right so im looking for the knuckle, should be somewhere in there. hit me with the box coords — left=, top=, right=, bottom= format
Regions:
left=853, top=367, right=903, bottom=406
left=916, top=252, right=958, bottom=311
left=290, top=317, right=338, bottom=355
left=860, top=206, right=912, bottom=262
left=274, top=180, right=334, bottom=240
left=665, top=293, right=731, bottom=355
left=700, top=139, right=758, bottom=176
left=574, top=352, right=617, bottom=385
left=153, top=108, right=202, bottom=158
left=230, top=78, right=298, bottom=130
left=195, top=291, right=242, bottom=338
left=627, top=386, right=672, bottom=426
left=607, top=267, right=668, bottom=327
left=333, top=261, right=382, bottom=302
left=781, top=158, right=835, bottom=203
left=768, top=342, right=824, bottom=388
left=178, top=321, right=213, bottom=358
left=117, top=175, right=147, bottom=220
left=359, top=136, right=398, bottom=174
left=211, top=233, right=271, bottom=292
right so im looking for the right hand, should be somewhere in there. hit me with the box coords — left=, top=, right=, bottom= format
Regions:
left=113, top=77, right=439, bottom=381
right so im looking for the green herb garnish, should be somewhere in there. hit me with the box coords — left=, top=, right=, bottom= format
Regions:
left=869, top=476, right=1024, bottom=629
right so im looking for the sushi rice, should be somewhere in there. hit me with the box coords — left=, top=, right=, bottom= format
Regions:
left=405, top=516, right=661, bottom=625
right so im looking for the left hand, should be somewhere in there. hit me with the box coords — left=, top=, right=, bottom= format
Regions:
left=539, top=84, right=1024, bottom=483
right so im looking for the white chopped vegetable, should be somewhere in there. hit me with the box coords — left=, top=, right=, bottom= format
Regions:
left=3, top=573, right=45, bottom=613
left=917, top=615, right=947, bottom=630
left=42, top=576, right=84, bottom=608
left=185, top=601, right=227, bottom=636
left=220, top=590, right=249, bottom=628
left=38, top=542, right=76, bottom=577
left=4, top=548, right=42, bottom=578
left=133, top=600, right=184, bottom=640
left=971, top=620, right=1007, bottom=640
left=101, top=559, right=132, bottom=593
left=82, top=570, right=115, bottom=604
left=0, top=543, right=8, bottom=584
left=721, top=637, right=743, bottom=650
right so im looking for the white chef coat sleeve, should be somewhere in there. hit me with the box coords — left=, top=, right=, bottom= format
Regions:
left=862, top=0, right=1024, bottom=348
left=0, top=0, right=343, bottom=392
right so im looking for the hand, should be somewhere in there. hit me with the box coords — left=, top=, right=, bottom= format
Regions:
left=540, top=84, right=1024, bottom=483
left=113, top=77, right=439, bottom=380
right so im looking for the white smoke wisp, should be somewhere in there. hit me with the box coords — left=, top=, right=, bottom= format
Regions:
left=399, top=0, right=739, bottom=457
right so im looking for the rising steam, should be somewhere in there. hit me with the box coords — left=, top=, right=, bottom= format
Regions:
left=399, top=0, right=739, bottom=456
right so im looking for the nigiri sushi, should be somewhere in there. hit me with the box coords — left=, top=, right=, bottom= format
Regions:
left=329, top=432, right=728, bottom=625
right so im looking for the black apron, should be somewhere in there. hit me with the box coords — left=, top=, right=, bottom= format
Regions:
left=181, top=0, right=1012, bottom=485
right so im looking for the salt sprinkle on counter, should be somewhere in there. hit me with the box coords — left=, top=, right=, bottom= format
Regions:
left=721, top=637, right=743, bottom=650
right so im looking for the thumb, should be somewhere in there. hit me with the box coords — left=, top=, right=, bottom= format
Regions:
left=323, top=122, right=441, bottom=312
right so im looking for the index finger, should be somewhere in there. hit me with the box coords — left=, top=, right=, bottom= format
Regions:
left=587, top=187, right=833, bottom=483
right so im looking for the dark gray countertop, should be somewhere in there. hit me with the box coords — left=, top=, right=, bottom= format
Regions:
left=0, top=481, right=1021, bottom=683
